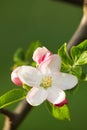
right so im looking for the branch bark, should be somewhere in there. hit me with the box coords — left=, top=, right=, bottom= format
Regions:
left=52, top=0, right=83, bottom=6
left=67, top=1, right=87, bottom=52
left=2, top=100, right=32, bottom=130
left=0, top=109, right=15, bottom=119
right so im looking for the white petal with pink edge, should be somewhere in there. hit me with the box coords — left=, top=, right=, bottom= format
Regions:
left=33, top=46, right=51, bottom=64
left=11, top=67, right=22, bottom=86
left=38, top=54, right=61, bottom=75
left=47, top=86, right=65, bottom=104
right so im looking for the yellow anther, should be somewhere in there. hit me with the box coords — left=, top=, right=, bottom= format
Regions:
left=40, top=76, right=52, bottom=89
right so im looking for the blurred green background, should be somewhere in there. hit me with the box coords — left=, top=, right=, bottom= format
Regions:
left=0, top=0, right=87, bottom=130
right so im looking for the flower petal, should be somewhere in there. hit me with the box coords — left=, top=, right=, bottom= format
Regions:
left=38, top=54, right=61, bottom=75
left=11, top=67, right=22, bottom=86
left=18, top=66, right=42, bottom=87
left=26, top=87, right=47, bottom=106
left=47, top=86, right=65, bottom=104
left=33, top=46, right=52, bottom=64
left=52, top=72, right=78, bottom=90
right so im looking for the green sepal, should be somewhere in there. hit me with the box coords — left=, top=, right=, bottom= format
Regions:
left=46, top=101, right=70, bottom=121
left=0, top=88, right=27, bottom=108
left=23, top=84, right=31, bottom=91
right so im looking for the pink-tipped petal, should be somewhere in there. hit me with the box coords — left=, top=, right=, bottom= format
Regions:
left=55, top=98, right=68, bottom=107
left=38, top=54, right=61, bottom=75
left=11, top=67, right=22, bottom=86
left=33, top=47, right=52, bottom=64
left=47, top=86, right=65, bottom=104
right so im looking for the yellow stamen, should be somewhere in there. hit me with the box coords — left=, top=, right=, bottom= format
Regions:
left=40, top=76, right=52, bottom=89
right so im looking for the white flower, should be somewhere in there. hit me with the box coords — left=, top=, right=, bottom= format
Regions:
left=18, top=54, right=78, bottom=106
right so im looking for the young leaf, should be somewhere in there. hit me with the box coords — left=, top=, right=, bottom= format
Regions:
left=71, top=40, right=87, bottom=62
left=25, top=41, right=41, bottom=62
left=70, top=66, right=82, bottom=79
left=60, top=64, right=72, bottom=73
left=13, top=48, right=25, bottom=63
left=46, top=101, right=70, bottom=120
left=0, top=89, right=27, bottom=108
left=74, top=51, right=87, bottom=65
left=58, top=43, right=73, bottom=66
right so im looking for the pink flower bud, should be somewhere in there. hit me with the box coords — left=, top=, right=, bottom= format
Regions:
left=11, top=67, right=22, bottom=86
left=33, top=47, right=52, bottom=64
left=54, top=98, right=68, bottom=107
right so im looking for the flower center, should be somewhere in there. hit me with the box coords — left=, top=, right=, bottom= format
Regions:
left=40, top=76, right=52, bottom=89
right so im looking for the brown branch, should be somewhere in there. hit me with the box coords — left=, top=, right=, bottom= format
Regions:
left=2, top=100, right=32, bottom=130
left=0, top=109, right=15, bottom=119
left=67, top=2, right=87, bottom=52
left=52, top=0, right=83, bottom=6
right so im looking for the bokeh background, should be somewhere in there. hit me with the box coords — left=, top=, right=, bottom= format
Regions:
left=0, top=0, right=87, bottom=130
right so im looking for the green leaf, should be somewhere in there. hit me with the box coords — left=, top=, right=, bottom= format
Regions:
left=13, top=48, right=25, bottom=63
left=74, top=51, right=87, bottom=65
left=25, top=41, right=41, bottom=62
left=46, top=101, right=70, bottom=120
left=60, top=64, right=71, bottom=73
left=0, top=89, right=27, bottom=108
left=70, top=66, right=82, bottom=79
left=58, top=43, right=73, bottom=66
left=71, top=40, right=87, bottom=63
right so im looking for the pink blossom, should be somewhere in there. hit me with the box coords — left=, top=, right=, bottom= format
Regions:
left=17, top=55, right=78, bottom=106
left=11, top=67, right=22, bottom=86
left=11, top=47, right=78, bottom=107
left=33, top=47, right=52, bottom=64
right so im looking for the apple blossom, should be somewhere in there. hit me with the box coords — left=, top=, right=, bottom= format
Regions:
left=33, top=46, right=52, bottom=64
left=17, top=54, right=78, bottom=106
left=11, top=67, right=22, bottom=86
left=33, top=46, right=67, bottom=107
